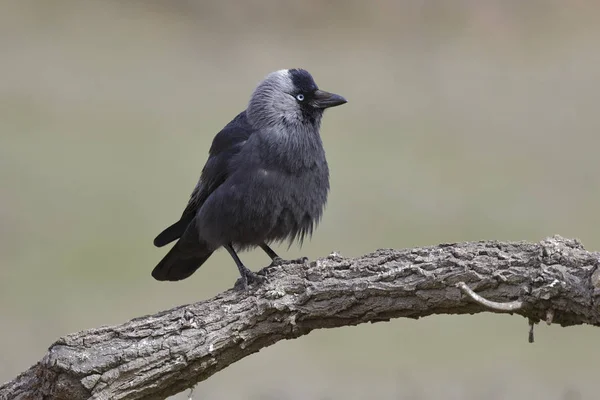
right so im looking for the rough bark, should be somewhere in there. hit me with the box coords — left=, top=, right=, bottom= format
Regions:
left=2, top=235, right=599, bottom=400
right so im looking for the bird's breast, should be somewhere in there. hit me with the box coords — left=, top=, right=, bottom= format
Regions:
left=221, top=129, right=330, bottom=244
left=264, top=161, right=329, bottom=238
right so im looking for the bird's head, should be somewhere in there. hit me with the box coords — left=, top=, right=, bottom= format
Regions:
left=246, top=69, right=347, bottom=129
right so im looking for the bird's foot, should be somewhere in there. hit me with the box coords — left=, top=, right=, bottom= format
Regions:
left=268, top=256, right=286, bottom=267
left=285, top=256, right=309, bottom=265
left=293, top=256, right=310, bottom=265
left=272, top=256, right=309, bottom=266
left=234, top=264, right=268, bottom=291
left=258, top=257, right=308, bottom=276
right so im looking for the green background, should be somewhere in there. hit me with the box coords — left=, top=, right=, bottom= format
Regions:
left=1, top=1, right=599, bottom=399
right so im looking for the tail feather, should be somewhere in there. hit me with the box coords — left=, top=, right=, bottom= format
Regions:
left=153, top=219, right=189, bottom=247
left=152, top=240, right=213, bottom=281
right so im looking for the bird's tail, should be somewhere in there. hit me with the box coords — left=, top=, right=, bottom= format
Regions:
left=153, top=218, right=190, bottom=247
left=151, top=240, right=214, bottom=281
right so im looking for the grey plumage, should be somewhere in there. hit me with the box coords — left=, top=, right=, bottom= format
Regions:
left=152, top=69, right=347, bottom=288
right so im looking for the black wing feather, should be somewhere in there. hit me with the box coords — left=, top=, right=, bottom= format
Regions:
left=153, top=111, right=254, bottom=247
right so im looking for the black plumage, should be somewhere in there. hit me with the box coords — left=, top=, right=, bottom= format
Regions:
left=152, top=69, right=347, bottom=288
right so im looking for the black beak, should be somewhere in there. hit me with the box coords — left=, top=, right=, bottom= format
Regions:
left=311, top=89, right=347, bottom=109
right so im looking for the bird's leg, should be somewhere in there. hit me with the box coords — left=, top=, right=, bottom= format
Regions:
left=224, top=243, right=266, bottom=290
left=259, top=242, right=285, bottom=277
left=259, top=242, right=309, bottom=268
left=259, top=242, right=284, bottom=266
left=259, top=242, right=280, bottom=260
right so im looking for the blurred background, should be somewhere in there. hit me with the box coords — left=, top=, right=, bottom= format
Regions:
left=1, top=0, right=599, bottom=399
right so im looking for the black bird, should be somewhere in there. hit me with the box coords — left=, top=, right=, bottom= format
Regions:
left=152, top=69, right=347, bottom=288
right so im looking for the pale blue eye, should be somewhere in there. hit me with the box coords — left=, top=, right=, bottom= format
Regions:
left=296, top=94, right=305, bottom=101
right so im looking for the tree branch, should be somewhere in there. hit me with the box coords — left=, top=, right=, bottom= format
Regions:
left=2, top=235, right=600, bottom=400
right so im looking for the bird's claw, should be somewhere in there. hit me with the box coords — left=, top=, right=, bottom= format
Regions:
left=234, top=268, right=268, bottom=291
left=263, top=256, right=309, bottom=277
left=233, top=257, right=309, bottom=290
left=293, top=256, right=310, bottom=265
left=269, top=256, right=309, bottom=268
left=284, top=256, right=309, bottom=265
left=269, top=256, right=285, bottom=267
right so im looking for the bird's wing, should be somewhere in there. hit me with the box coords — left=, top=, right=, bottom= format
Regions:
left=153, top=111, right=255, bottom=247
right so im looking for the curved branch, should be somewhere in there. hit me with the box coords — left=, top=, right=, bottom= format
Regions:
left=2, top=235, right=599, bottom=400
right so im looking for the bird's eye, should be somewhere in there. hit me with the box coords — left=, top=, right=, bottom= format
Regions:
left=296, top=93, right=305, bottom=101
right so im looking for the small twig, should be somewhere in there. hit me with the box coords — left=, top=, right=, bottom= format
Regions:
left=528, top=318, right=535, bottom=343
left=546, top=309, right=554, bottom=325
left=456, top=282, right=524, bottom=312
left=188, top=384, right=196, bottom=400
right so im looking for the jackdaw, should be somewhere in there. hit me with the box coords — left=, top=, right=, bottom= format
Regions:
left=152, top=68, right=347, bottom=288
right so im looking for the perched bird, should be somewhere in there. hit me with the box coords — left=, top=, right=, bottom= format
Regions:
left=152, top=68, right=347, bottom=288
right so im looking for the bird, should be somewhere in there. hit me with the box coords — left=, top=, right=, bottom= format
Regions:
left=152, top=68, right=347, bottom=289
